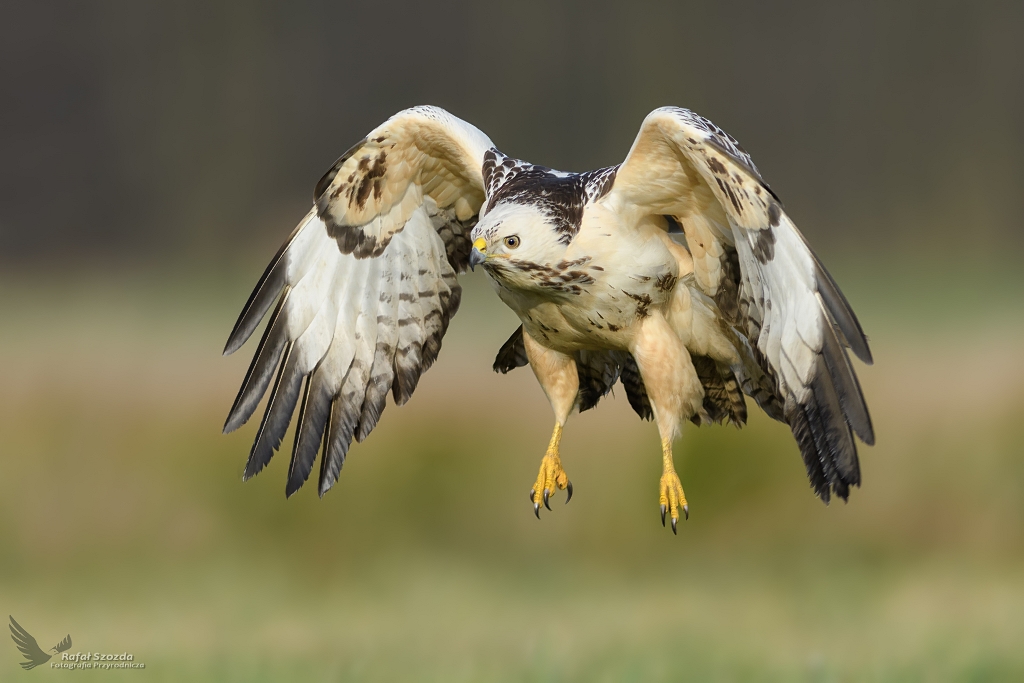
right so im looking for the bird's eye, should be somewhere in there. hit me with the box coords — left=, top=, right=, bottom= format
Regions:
left=504, top=235, right=520, bottom=249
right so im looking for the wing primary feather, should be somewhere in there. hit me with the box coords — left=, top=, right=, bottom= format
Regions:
left=316, top=396, right=339, bottom=497
left=223, top=288, right=292, bottom=433
left=809, top=356, right=860, bottom=492
left=319, top=395, right=352, bottom=497
left=285, top=375, right=313, bottom=497
left=811, top=253, right=873, bottom=364
left=786, top=354, right=860, bottom=503
left=786, top=360, right=840, bottom=500
left=785, top=397, right=830, bottom=502
left=287, top=372, right=337, bottom=496
left=819, top=310, right=875, bottom=444
left=222, top=222, right=305, bottom=356
left=243, top=341, right=299, bottom=481
left=322, top=279, right=383, bottom=488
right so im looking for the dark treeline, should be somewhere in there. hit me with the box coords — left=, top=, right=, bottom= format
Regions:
left=2, top=0, right=1022, bottom=265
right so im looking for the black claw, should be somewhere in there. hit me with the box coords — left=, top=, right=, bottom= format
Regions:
left=671, top=517, right=678, bottom=535
left=683, top=505, right=689, bottom=521
left=543, top=488, right=551, bottom=511
left=530, top=489, right=536, bottom=503
left=534, top=502, right=540, bottom=519
left=565, top=481, right=573, bottom=504
left=660, top=504, right=667, bottom=526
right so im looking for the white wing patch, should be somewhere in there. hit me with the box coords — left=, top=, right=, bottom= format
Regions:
left=224, top=209, right=460, bottom=497
left=224, top=107, right=490, bottom=497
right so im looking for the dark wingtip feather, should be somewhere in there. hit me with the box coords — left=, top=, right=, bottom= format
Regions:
left=785, top=398, right=830, bottom=503
left=784, top=353, right=862, bottom=505
left=820, top=319, right=875, bottom=445
left=315, top=407, right=338, bottom=498
left=223, top=289, right=291, bottom=434
left=223, top=222, right=305, bottom=356
left=285, top=377, right=326, bottom=498
left=813, top=258, right=873, bottom=365
left=319, top=381, right=358, bottom=497
left=811, top=362, right=861, bottom=487
left=243, top=343, right=302, bottom=482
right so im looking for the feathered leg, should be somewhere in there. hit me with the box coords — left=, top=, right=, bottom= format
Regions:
left=630, top=311, right=704, bottom=532
left=523, top=330, right=578, bottom=517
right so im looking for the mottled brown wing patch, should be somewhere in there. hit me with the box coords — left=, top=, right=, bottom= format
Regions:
left=315, top=138, right=367, bottom=202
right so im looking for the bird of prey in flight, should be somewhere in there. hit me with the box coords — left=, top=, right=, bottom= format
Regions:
left=9, top=616, right=72, bottom=670
left=223, top=106, right=873, bottom=532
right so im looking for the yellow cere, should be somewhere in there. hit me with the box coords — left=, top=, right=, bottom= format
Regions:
left=473, top=237, right=486, bottom=252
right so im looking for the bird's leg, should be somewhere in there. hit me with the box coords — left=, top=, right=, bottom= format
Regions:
left=630, top=311, right=704, bottom=533
left=523, top=329, right=578, bottom=517
left=659, top=437, right=688, bottom=533
left=530, top=422, right=572, bottom=516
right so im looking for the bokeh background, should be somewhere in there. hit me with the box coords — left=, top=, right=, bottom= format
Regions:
left=3, top=1, right=1024, bottom=680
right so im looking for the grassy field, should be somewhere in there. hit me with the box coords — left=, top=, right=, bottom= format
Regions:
left=2, top=259, right=1023, bottom=681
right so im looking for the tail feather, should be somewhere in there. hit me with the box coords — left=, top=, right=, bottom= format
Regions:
left=689, top=355, right=747, bottom=427
left=621, top=354, right=654, bottom=421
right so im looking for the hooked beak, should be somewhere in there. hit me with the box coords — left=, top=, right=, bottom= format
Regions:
left=469, top=237, right=487, bottom=271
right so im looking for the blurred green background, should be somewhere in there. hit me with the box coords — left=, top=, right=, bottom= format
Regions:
left=2, top=1, right=1024, bottom=681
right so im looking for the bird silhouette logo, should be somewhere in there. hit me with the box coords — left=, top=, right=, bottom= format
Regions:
left=9, top=616, right=72, bottom=670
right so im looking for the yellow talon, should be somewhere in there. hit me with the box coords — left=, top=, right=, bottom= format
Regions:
left=659, top=438, right=688, bottom=533
left=530, top=423, right=571, bottom=516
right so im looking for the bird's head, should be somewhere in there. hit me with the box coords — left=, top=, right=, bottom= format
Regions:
left=469, top=203, right=567, bottom=275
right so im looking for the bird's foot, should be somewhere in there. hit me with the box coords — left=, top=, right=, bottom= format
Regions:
left=530, top=424, right=572, bottom=517
left=659, top=470, right=688, bottom=534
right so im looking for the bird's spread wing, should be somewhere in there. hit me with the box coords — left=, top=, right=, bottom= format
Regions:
left=9, top=617, right=51, bottom=669
left=53, top=634, right=72, bottom=653
left=606, top=107, right=874, bottom=502
left=224, top=107, right=494, bottom=497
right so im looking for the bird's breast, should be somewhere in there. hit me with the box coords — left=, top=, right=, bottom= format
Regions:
left=487, top=212, right=682, bottom=353
left=502, top=274, right=676, bottom=354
